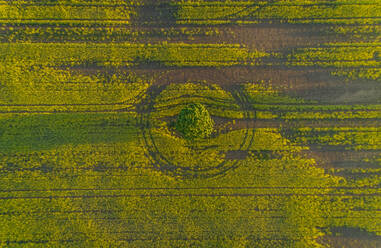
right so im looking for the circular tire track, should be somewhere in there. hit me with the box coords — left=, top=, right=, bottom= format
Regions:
left=138, top=83, right=256, bottom=179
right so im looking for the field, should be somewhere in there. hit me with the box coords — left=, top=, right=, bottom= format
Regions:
left=0, top=0, right=381, bottom=247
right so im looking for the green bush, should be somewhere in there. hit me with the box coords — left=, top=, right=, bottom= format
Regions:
left=175, top=103, right=214, bottom=139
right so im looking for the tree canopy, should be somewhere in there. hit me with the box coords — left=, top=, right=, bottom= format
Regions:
left=175, top=103, right=214, bottom=139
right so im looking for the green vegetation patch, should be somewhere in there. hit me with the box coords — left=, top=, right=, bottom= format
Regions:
left=175, top=103, right=214, bottom=140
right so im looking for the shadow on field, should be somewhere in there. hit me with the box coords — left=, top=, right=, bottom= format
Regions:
left=296, top=78, right=381, bottom=104
left=0, top=113, right=139, bottom=153
left=321, top=227, right=381, bottom=248
left=133, top=2, right=179, bottom=25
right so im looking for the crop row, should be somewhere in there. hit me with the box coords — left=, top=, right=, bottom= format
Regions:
left=0, top=26, right=220, bottom=42
left=0, top=112, right=139, bottom=153
left=175, top=0, right=381, bottom=25
left=287, top=43, right=381, bottom=68
left=285, top=127, right=381, bottom=150
left=0, top=0, right=137, bottom=25
left=244, top=83, right=381, bottom=120
left=287, top=43, right=381, bottom=81
left=254, top=110, right=381, bottom=120
left=0, top=66, right=149, bottom=105
left=0, top=42, right=267, bottom=67
left=2, top=0, right=379, bottom=26
left=328, top=25, right=381, bottom=42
